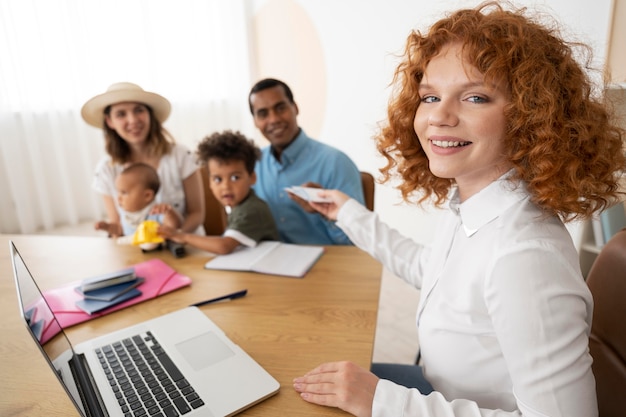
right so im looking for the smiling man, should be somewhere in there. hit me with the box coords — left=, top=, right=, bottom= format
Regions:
left=248, top=78, right=364, bottom=245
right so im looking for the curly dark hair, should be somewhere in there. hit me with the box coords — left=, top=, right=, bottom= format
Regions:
left=103, top=104, right=174, bottom=164
left=197, top=130, right=261, bottom=174
left=378, top=1, right=625, bottom=221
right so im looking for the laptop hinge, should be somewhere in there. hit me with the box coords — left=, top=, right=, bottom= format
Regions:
left=69, top=353, right=109, bottom=417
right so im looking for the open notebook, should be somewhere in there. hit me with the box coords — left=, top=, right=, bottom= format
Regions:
left=204, top=241, right=324, bottom=278
left=10, top=241, right=279, bottom=417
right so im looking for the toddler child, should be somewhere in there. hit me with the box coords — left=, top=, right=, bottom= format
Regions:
left=159, top=130, right=279, bottom=254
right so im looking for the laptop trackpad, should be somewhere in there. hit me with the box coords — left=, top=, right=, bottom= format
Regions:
left=176, top=332, right=235, bottom=370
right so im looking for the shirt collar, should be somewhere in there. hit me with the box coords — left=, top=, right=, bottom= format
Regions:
left=240, top=188, right=256, bottom=204
left=449, top=171, right=528, bottom=237
left=226, top=189, right=256, bottom=215
left=273, top=129, right=308, bottom=165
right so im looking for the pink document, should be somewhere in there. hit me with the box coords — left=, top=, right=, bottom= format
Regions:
left=41, top=259, right=191, bottom=337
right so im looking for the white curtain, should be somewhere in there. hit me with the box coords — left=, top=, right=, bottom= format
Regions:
left=0, top=0, right=255, bottom=234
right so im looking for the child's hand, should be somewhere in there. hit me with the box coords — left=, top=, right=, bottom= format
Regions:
left=158, top=225, right=185, bottom=243
left=157, top=224, right=176, bottom=239
left=94, top=221, right=123, bottom=238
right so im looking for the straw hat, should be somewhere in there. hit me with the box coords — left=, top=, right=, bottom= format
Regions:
left=81, top=82, right=171, bottom=128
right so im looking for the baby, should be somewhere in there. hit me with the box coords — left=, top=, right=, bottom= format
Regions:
left=95, top=162, right=181, bottom=240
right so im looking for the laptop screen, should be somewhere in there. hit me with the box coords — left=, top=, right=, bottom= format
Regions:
left=10, top=241, right=86, bottom=415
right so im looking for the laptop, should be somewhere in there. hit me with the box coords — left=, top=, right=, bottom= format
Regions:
left=10, top=240, right=280, bottom=417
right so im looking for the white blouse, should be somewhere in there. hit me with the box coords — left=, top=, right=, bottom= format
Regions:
left=336, top=176, right=597, bottom=417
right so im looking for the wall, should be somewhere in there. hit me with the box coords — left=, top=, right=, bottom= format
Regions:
left=248, top=0, right=614, bottom=245
left=607, top=0, right=626, bottom=82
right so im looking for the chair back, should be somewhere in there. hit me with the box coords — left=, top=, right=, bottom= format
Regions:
left=586, top=227, right=626, bottom=417
left=360, top=171, right=375, bottom=211
left=199, top=165, right=228, bottom=235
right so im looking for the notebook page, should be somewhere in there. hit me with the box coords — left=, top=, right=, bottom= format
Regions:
left=204, top=241, right=280, bottom=271
left=252, top=244, right=324, bottom=277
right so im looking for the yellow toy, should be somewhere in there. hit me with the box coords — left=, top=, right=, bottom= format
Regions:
left=132, top=220, right=164, bottom=250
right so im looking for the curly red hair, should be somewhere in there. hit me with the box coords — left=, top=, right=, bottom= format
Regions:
left=377, top=1, right=625, bottom=221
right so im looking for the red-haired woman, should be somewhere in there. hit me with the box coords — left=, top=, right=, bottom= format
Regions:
left=294, top=2, right=624, bottom=416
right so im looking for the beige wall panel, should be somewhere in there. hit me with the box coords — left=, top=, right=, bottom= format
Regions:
left=251, top=0, right=326, bottom=142
left=607, top=0, right=626, bottom=82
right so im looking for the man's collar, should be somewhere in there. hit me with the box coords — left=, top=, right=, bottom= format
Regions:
left=271, top=128, right=306, bottom=163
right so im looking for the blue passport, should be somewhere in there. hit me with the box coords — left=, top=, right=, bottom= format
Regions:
left=80, top=267, right=136, bottom=292
left=75, top=288, right=142, bottom=315
left=75, top=278, right=144, bottom=302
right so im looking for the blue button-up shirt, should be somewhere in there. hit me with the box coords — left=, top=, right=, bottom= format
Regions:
left=254, top=129, right=364, bottom=245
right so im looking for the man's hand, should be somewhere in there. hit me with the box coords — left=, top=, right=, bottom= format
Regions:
left=287, top=182, right=323, bottom=213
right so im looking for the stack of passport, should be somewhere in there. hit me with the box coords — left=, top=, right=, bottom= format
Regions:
left=74, top=268, right=144, bottom=315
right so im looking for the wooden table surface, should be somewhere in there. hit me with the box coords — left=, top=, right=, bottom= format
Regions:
left=0, top=234, right=382, bottom=416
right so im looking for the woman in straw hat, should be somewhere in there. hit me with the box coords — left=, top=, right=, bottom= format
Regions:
left=82, top=82, right=205, bottom=238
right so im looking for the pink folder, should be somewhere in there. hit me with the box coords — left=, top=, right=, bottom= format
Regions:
left=40, top=259, right=191, bottom=339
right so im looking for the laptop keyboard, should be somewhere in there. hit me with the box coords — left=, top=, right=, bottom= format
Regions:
left=95, top=331, right=205, bottom=417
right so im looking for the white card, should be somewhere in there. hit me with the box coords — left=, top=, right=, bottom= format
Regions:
left=284, top=186, right=332, bottom=203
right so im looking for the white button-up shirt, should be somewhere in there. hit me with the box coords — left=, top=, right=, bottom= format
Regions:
left=337, top=176, right=597, bottom=417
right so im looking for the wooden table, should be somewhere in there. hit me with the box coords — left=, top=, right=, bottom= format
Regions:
left=0, top=235, right=381, bottom=417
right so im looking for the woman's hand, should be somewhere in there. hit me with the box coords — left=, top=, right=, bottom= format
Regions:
left=150, top=203, right=175, bottom=215
left=293, top=361, right=379, bottom=417
left=309, top=190, right=351, bottom=221
left=151, top=203, right=183, bottom=229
